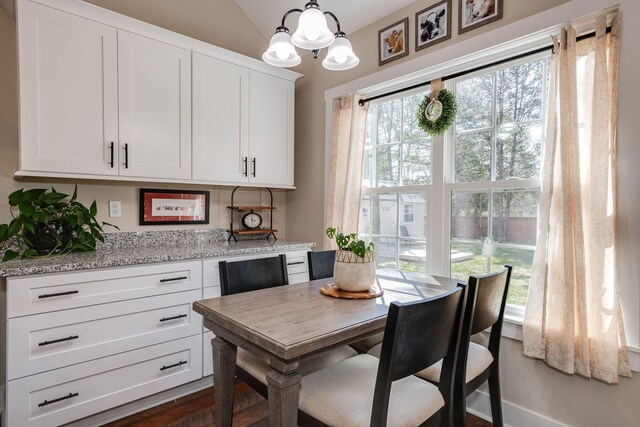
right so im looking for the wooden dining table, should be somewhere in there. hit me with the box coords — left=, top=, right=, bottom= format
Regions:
left=192, top=272, right=462, bottom=427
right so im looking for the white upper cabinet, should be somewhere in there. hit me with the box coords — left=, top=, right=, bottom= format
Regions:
left=192, top=54, right=249, bottom=183
left=192, top=59, right=295, bottom=187
left=118, top=31, right=192, bottom=180
left=18, top=1, right=119, bottom=175
left=16, top=0, right=299, bottom=188
left=249, top=71, right=295, bottom=186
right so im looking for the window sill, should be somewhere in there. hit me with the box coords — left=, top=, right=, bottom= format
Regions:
left=500, top=314, right=640, bottom=372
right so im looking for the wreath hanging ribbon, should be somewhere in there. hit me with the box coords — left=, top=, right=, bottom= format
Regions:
left=417, top=78, right=457, bottom=136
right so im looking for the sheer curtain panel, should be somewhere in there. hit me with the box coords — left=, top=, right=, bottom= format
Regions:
left=324, top=95, right=369, bottom=248
left=523, top=14, right=631, bottom=383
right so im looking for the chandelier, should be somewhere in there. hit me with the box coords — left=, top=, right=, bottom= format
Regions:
left=262, top=0, right=359, bottom=71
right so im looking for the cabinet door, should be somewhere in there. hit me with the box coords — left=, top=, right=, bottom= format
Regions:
left=192, top=54, right=249, bottom=183
left=118, top=30, right=191, bottom=180
left=249, top=71, right=295, bottom=186
left=17, top=0, right=119, bottom=176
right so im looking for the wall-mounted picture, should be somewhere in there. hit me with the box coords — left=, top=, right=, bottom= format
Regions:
left=416, top=0, right=452, bottom=51
left=458, top=0, right=503, bottom=34
left=139, top=189, right=209, bottom=225
left=378, top=17, right=409, bottom=66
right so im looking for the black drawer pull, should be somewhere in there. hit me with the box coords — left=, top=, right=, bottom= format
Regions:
left=38, top=392, right=78, bottom=407
left=39, top=335, right=79, bottom=347
left=160, top=360, right=187, bottom=371
left=159, top=276, right=188, bottom=283
left=287, top=261, right=304, bottom=266
left=38, top=290, right=79, bottom=299
left=109, top=142, right=115, bottom=168
left=160, top=314, right=187, bottom=322
left=123, top=143, right=129, bottom=168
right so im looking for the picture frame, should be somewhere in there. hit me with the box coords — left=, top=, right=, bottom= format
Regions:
left=415, top=0, right=452, bottom=52
left=458, top=0, right=503, bottom=34
left=139, top=189, right=210, bottom=225
left=378, top=17, right=409, bottom=66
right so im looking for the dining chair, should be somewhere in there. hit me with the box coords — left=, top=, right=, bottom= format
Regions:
left=307, top=249, right=384, bottom=353
left=218, top=255, right=357, bottom=398
left=369, top=266, right=512, bottom=427
left=307, top=249, right=336, bottom=281
left=298, top=284, right=468, bottom=427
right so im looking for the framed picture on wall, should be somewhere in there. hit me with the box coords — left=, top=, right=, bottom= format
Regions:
left=378, top=17, right=409, bottom=66
left=139, top=189, right=209, bottom=225
left=458, top=0, right=503, bottom=34
left=415, top=0, right=452, bottom=51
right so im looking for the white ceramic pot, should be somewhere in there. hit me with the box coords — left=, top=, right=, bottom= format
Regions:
left=333, top=250, right=376, bottom=292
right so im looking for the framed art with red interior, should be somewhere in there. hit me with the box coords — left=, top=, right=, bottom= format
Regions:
left=139, top=189, right=210, bottom=225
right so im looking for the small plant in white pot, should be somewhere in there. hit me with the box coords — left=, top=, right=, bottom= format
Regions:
left=326, top=227, right=376, bottom=292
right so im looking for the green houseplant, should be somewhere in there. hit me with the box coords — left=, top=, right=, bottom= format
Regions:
left=0, top=186, right=117, bottom=262
left=325, top=227, right=376, bottom=292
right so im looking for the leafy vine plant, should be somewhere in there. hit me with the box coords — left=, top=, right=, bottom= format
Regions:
left=325, top=227, right=375, bottom=259
left=0, top=186, right=117, bottom=262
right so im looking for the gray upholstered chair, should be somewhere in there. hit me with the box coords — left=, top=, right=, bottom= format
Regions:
left=298, top=285, right=467, bottom=427
left=219, top=255, right=357, bottom=398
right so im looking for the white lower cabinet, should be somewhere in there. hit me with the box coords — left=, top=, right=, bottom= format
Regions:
left=7, top=334, right=202, bottom=427
left=3, top=249, right=309, bottom=425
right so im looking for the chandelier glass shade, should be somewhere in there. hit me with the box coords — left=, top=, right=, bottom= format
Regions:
left=262, top=0, right=358, bottom=71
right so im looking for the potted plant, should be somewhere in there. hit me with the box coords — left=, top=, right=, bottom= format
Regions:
left=0, top=186, right=117, bottom=262
left=325, top=227, right=376, bottom=292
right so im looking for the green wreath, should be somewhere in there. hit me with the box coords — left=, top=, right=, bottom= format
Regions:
left=417, top=89, right=457, bottom=136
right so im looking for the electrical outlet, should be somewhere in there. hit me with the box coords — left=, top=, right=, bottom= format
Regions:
left=108, top=201, right=122, bottom=218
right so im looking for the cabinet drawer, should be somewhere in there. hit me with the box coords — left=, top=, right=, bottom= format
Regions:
left=7, top=261, right=202, bottom=318
left=201, top=287, right=221, bottom=333
left=7, top=334, right=202, bottom=427
left=8, top=289, right=202, bottom=380
left=203, top=259, right=221, bottom=288
left=289, top=272, right=310, bottom=284
left=284, top=251, right=309, bottom=275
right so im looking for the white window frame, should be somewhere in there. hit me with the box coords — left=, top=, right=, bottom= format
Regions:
left=403, top=204, right=415, bottom=223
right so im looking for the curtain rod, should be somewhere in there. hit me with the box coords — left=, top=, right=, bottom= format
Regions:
left=358, top=26, right=611, bottom=107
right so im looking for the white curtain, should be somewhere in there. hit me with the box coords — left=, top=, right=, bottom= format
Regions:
left=523, top=14, right=631, bottom=383
left=324, top=95, right=369, bottom=249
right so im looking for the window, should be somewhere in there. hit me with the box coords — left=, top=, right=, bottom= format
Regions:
left=361, top=54, right=549, bottom=308
left=403, top=204, right=415, bottom=223
left=360, top=90, right=431, bottom=276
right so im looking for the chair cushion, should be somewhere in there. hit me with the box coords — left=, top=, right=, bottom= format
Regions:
left=368, top=342, right=493, bottom=384
left=349, top=332, right=385, bottom=353
left=299, top=354, right=444, bottom=427
left=237, top=345, right=358, bottom=385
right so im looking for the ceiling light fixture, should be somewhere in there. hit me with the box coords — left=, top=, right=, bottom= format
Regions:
left=262, top=0, right=359, bottom=71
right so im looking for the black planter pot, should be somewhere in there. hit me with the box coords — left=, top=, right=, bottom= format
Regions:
left=25, top=222, right=73, bottom=255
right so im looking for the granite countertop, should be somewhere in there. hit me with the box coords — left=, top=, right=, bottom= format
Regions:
left=0, top=230, right=315, bottom=277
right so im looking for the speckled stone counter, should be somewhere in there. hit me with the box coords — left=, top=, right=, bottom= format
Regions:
left=0, top=230, right=315, bottom=277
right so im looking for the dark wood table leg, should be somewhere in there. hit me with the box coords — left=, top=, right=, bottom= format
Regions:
left=266, top=370, right=301, bottom=427
left=212, top=336, right=237, bottom=427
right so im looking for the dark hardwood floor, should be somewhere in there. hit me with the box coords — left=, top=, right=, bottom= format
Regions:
left=103, top=379, right=493, bottom=427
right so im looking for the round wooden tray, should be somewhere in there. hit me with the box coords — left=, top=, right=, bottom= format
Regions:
left=320, top=282, right=384, bottom=299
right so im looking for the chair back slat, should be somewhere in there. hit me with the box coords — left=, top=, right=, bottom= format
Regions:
left=470, top=267, right=511, bottom=335
left=377, top=286, right=466, bottom=383
left=219, top=255, right=289, bottom=296
left=307, top=250, right=336, bottom=280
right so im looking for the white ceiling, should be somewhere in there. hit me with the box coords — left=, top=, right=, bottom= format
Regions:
left=233, top=0, right=417, bottom=40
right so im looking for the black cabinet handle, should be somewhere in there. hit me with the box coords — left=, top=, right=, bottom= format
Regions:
left=38, top=392, right=78, bottom=408
left=123, top=143, right=129, bottom=169
left=252, top=158, right=256, bottom=177
left=109, top=142, right=115, bottom=168
left=243, top=157, right=248, bottom=177
left=160, top=360, right=187, bottom=371
left=287, top=261, right=304, bottom=266
left=160, top=314, right=187, bottom=322
left=39, top=335, right=79, bottom=347
left=159, top=276, right=187, bottom=283
left=38, top=290, right=79, bottom=299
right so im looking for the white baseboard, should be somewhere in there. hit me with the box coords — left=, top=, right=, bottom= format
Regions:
left=65, top=376, right=213, bottom=427
left=466, top=389, right=569, bottom=427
